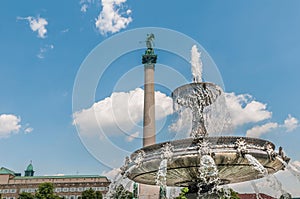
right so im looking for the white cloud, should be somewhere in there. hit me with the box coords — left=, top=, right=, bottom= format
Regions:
left=81, top=4, right=89, bottom=12
left=44, top=173, right=65, bottom=176
left=293, top=161, right=300, bottom=168
left=169, top=92, right=272, bottom=137
left=225, top=93, right=272, bottom=127
left=245, top=114, right=299, bottom=138
left=73, top=88, right=173, bottom=138
left=126, top=131, right=140, bottom=142
left=17, top=16, right=48, bottom=38
left=61, top=28, right=69, bottom=33
left=168, top=108, right=192, bottom=136
left=283, top=114, right=298, bottom=132
left=246, top=122, right=279, bottom=138
left=0, top=114, right=21, bottom=138
left=95, top=0, right=132, bottom=35
left=24, top=127, right=33, bottom=134
left=80, top=0, right=94, bottom=12
left=37, top=44, right=54, bottom=59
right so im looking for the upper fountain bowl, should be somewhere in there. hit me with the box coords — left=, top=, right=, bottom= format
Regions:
left=172, top=82, right=223, bottom=110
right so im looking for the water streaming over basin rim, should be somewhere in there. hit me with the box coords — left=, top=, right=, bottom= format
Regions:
left=126, top=136, right=285, bottom=187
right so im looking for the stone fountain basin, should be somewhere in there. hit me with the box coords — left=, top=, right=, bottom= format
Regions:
left=127, top=136, right=285, bottom=187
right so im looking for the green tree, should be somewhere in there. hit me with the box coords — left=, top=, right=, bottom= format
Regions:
left=35, top=182, right=60, bottom=199
left=112, top=185, right=133, bottom=199
left=175, top=187, right=189, bottom=199
left=18, top=192, right=35, bottom=199
left=81, top=188, right=96, bottom=199
left=279, top=193, right=292, bottom=199
left=96, top=191, right=103, bottom=199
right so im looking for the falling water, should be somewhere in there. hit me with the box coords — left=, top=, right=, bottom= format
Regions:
left=197, top=140, right=219, bottom=198
left=107, top=155, right=139, bottom=198
left=171, top=83, right=225, bottom=138
left=245, top=154, right=286, bottom=197
left=219, top=185, right=231, bottom=198
left=251, top=181, right=262, bottom=199
left=106, top=170, right=136, bottom=198
left=276, top=157, right=300, bottom=183
left=106, top=172, right=124, bottom=197
left=190, top=45, right=203, bottom=83
left=197, top=155, right=220, bottom=198
left=245, top=154, right=268, bottom=176
left=156, top=159, right=168, bottom=187
left=204, top=92, right=231, bottom=136
left=155, top=143, right=173, bottom=199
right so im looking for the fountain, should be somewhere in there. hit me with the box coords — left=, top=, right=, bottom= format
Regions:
left=113, top=35, right=291, bottom=198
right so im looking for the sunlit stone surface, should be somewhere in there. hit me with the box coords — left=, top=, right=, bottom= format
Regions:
left=127, top=137, right=285, bottom=187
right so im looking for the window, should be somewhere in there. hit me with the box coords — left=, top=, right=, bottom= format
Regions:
left=10, top=189, right=16, bottom=193
left=77, top=187, right=83, bottom=192
left=3, top=189, right=9, bottom=193
left=55, top=188, right=62, bottom=193
left=70, top=195, right=75, bottom=199
left=62, top=188, right=69, bottom=192
left=70, top=187, right=76, bottom=192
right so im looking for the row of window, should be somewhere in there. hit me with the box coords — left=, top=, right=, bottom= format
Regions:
left=0, top=189, right=16, bottom=194
left=57, top=195, right=108, bottom=199
left=1, top=195, right=109, bottom=199
left=55, top=187, right=108, bottom=193
left=0, top=187, right=108, bottom=194
left=1, top=196, right=79, bottom=199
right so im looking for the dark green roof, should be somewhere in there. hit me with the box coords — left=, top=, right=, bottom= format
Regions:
left=14, top=175, right=107, bottom=180
left=25, top=163, right=34, bottom=172
left=0, top=167, right=15, bottom=175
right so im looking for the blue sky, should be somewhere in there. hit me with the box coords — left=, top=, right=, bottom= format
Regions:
left=1, top=0, right=300, bottom=196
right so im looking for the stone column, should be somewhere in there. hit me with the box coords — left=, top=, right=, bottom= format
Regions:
left=139, top=39, right=159, bottom=199
left=143, top=64, right=156, bottom=147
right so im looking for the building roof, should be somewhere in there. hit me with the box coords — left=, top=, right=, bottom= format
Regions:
left=0, top=167, right=15, bottom=175
left=14, top=175, right=108, bottom=180
left=25, top=163, right=34, bottom=172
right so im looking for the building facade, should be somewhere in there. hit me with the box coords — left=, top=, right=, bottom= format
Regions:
left=0, top=164, right=110, bottom=199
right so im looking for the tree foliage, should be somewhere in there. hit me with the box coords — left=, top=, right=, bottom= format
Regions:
left=218, top=188, right=240, bottom=199
left=279, top=193, right=292, bottom=199
left=112, top=185, right=133, bottom=199
left=81, top=188, right=96, bottom=199
left=96, top=191, right=103, bottom=199
left=81, top=188, right=103, bottom=199
left=35, top=182, right=60, bottom=199
left=175, top=187, right=240, bottom=199
left=175, top=187, right=189, bottom=199
left=18, top=192, right=35, bottom=199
